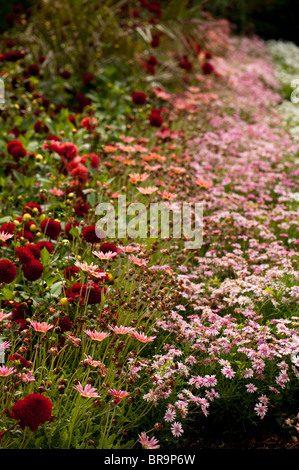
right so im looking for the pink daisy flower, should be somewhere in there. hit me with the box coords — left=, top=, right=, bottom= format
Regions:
left=0, top=231, right=14, bottom=242
left=73, top=382, right=100, bottom=398
left=171, top=421, right=184, bottom=437
left=84, top=329, right=111, bottom=342
left=29, top=320, right=54, bottom=333
left=129, top=331, right=156, bottom=343
left=0, top=311, right=12, bottom=321
left=138, top=432, right=160, bottom=449
left=92, top=250, right=118, bottom=260
left=0, top=366, right=16, bottom=377
left=108, top=325, right=135, bottom=335
left=107, top=389, right=130, bottom=399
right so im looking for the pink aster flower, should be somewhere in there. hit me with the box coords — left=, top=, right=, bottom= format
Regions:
left=171, top=421, right=184, bottom=437
left=246, top=383, right=257, bottom=393
left=164, top=408, right=176, bottom=422
left=107, top=389, right=130, bottom=399
left=254, top=402, right=268, bottom=419
left=84, top=329, right=111, bottom=342
left=0, top=340, right=11, bottom=351
left=0, top=231, right=14, bottom=242
left=18, top=370, right=35, bottom=383
left=92, top=250, right=118, bottom=260
left=138, top=432, right=160, bottom=449
left=73, top=381, right=100, bottom=398
left=82, top=354, right=106, bottom=371
left=29, top=320, right=54, bottom=333
left=108, top=325, right=135, bottom=335
left=75, top=260, right=98, bottom=273
left=117, top=245, right=140, bottom=253
left=136, top=186, right=158, bottom=195
left=221, top=366, right=235, bottom=379
left=129, top=331, right=156, bottom=343
left=128, top=255, right=149, bottom=266
left=0, top=311, right=12, bottom=321
left=66, top=334, right=81, bottom=347
left=0, top=366, right=16, bottom=377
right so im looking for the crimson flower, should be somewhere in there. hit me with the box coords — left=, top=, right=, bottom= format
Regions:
left=10, top=393, right=53, bottom=431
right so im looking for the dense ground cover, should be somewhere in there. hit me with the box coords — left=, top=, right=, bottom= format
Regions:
left=0, top=2, right=298, bottom=449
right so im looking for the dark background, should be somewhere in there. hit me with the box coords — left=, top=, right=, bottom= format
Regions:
left=1, top=0, right=299, bottom=45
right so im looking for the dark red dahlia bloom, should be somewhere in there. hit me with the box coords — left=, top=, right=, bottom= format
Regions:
left=179, top=55, right=193, bottom=71
left=10, top=393, right=53, bottom=431
left=70, top=165, right=89, bottom=182
left=63, top=266, right=80, bottom=280
left=60, top=70, right=72, bottom=79
left=27, top=64, right=40, bottom=76
left=99, top=242, right=119, bottom=254
left=35, top=241, right=54, bottom=253
left=149, top=110, right=164, bottom=127
left=53, top=316, right=72, bottom=332
left=22, top=203, right=42, bottom=215
left=0, top=260, right=17, bottom=284
left=26, top=244, right=41, bottom=260
left=74, top=202, right=90, bottom=217
left=81, top=117, right=98, bottom=130
left=147, top=55, right=158, bottom=66
left=7, top=140, right=27, bottom=161
left=151, top=34, right=160, bottom=48
left=202, top=62, right=214, bottom=75
left=40, top=219, right=61, bottom=240
left=34, top=121, right=49, bottom=134
left=22, top=259, right=44, bottom=281
left=82, top=225, right=103, bottom=244
left=81, top=283, right=104, bottom=305
left=16, top=247, right=34, bottom=265
left=17, top=230, right=35, bottom=243
left=82, top=74, right=95, bottom=86
left=0, top=222, right=15, bottom=234
left=132, top=91, right=147, bottom=105
left=9, top=354, right=32, bottom=368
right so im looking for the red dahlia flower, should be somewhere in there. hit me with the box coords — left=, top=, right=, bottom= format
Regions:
left=81, top=283, right=104, bottom=305
left=74, top=203, right=90, bottom=217
left=22, top=259, right=44, bottom=281
left=82, top=225, right=103, bottom=244
left=22, top=203, right=42, bottom=215
left=16, top=247, right=34, bottom=265
left=9, top=354, right=32, bottom=368
left=99, top=242, right=119, bottom=254
left=27, top=64, right=40, bottom=76
left=10, top=393, right=53, bottom=431
left=132, top=91, right=147, bottom=105
left=35, top=241, right=54, bottom=253
left=0, top=260, right=17, bottom=284
left=53, top=316, right=72, bottom=332
left=70, top=165, right=89, bottom=182
left=149, top=109, right=164, bottom=127
left=26, top=244, right=41, bottom=260
left=81, top=117, right=98, bottom=130
left=63, top=266, right=80, bottom=280
left=202, top=62, right=214, bottom=75
left=40, top=219, right=61, bottom=240
left=7, top=140, right=27, bottom=161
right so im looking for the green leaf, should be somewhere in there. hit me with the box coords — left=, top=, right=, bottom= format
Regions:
left=162, top=0, right=190, bottom=20
left=69, top=226, right=80, bottom=238
left=1, top=288, right=14, bottom=300
left=40, top=247, right=50, bottom=266
left=50, top=281, right=62, bottom=297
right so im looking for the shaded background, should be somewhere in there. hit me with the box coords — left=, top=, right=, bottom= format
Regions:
left=1, top=0, right=299, bottom=45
